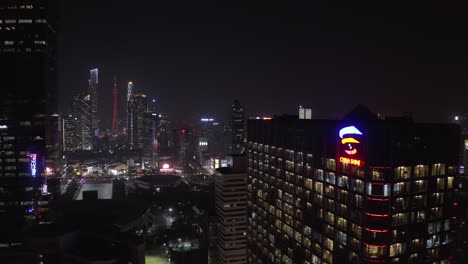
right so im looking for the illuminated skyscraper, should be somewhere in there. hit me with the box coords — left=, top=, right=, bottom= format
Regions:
left=247, top=107, right=460, bottom=264
left=0, top=0, right=57, bottom=242
left=127, top=81, right=134, bottom=102
left=72, top=93, right=93, bottom=150
left=112, top=76, right=119, bottom=134
left=89, top=68, right=98, bottom=148
left=232, top=100, right=245, bottom=154
left=62, top=114, right=79, bottom=152
left=127, top=93, right=148, bottom=149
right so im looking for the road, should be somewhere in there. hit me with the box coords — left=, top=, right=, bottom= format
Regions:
left=75, top=182, right=113, bottom=200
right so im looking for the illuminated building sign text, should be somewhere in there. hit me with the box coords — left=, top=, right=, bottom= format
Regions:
left=339, top=156, right=363, bottom=166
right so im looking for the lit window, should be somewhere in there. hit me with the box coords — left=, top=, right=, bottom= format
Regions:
left=392, top=213, right=409, bottom=226
left=436, top=178, right=445, bottom=190
left=18, top=19, right=32, bottom=23
left=367, top=183, right=390, bottom=196
left=389, top=242, right=406, bottom=257
left=447, top=177, right=454, bottom=189
left=414, top=165, right=429, bottom=178
left=431, top=163, right=445, bottom=176
left=337, top=175, right=349, bottom=188
left=304, top=178, right=313, bottom=189
left=393, top=182, right=409, bottom=195
left=353, top=194, right=363, bottom=208
left=412, top=210, right=426, bottom=223
left=413, top=180, right=428, bottom=193
left=336, top=231, right=347, bottom=245
left=314, top=182, right=323, bottom=194
left=426, top=235, right=441, bottom=248
left=395, top=166, right=411, bottom=179
left=324, top=237, right=334, bottom=251
left=364, top=243, right=387, bottom=258
left=351, top=178, right=364, bottom=193
left=352, top=223, right=362, bottom=239
left=428, top=221, right=442, bottom=234
left=371, top=169, right=385, bottom=181
left=4, top=40, right=14, bottom=45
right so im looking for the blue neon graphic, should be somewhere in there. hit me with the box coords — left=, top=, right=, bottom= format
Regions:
left=339, top=126, right=363, bottom=138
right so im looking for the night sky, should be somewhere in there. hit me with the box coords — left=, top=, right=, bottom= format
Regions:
left=58, top=1, right=468, bottom=125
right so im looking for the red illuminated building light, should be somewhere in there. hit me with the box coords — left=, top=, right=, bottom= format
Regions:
left=364, top=227, right=389, bottom=233
left=364, top=258, right=386, bottom=263
left=364, top=243, right=388, bottom=248
left=367, top=197, right=390, bottom=202
left=365, top=212, right=390, bottom=217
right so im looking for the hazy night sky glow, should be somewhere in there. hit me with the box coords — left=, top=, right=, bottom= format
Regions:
left=59, top=1, right=468, bottom=124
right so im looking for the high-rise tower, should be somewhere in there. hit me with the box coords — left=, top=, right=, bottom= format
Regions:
left=0, top=0, right=57, bottom=242
left=112, top=76, right=119, bottom=134
left=231, top=100, right=245, bottom=154
left=127, top=81, right=134, bottom=102
left=89, top=68, right=98, bottom=147
left=127, top=92, right=148, bottom=149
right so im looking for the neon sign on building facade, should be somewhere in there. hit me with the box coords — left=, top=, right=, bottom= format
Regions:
left=30, top=153, right=37, bottom=177
left=339, top=125, right=364, bottom=166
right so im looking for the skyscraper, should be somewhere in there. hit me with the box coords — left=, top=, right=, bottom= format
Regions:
left=232, top=100, right=245, bottom=154
left=247, top=107, right=460, bottom=264
left=127, top=93, right=148, bottom=149
left=72, top=92, right=93, bottom=150
left=112, top=76, right=119, bottom=134
left=0, top=0, right=57, bottom=240
left=62, top=114, right=79, bottom=152
left=89, top=68, right=99, bottom=146
left=215, top=155, right=248, bottom=264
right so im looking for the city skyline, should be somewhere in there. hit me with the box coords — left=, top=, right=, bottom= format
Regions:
left=58, top=1, right=468, bottom=123
left=2, top=1, right=468, bottom=263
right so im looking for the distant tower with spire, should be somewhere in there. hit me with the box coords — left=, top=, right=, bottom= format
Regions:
left=112, top=76, right=119, bottom=134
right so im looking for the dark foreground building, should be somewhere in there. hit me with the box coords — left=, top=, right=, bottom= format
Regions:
left=247, top=107, right=460, bottom=264
left=0, top=0, right=58, bottom=243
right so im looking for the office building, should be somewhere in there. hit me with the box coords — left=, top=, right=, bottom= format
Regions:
left=89, top=68, right=99, bottom=141
left=112, top=76, right=119, bottom=134
left=158, top=114, right=174, bottom=163
left=0, top=0, right=57, bottom=240
left=200, top=118, right=230, bottom=164
left=247, top=106, right=460, bottom=264
left=127, top=93, right=148, bottom=149
left=71, top=92, right=93, bottom=150
left=215, top=155, right=248, bottom=264
left=62, top=114, right=79, bottom=152
left=232, top=100, right=245, bottom=154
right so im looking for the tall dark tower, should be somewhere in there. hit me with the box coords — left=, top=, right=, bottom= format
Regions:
left=89, top=68, right=98, bottom=148
left=0, top=0, right=57, bottom=243
left=231, top=99, right=245, bottom=154
left=127, top=92, right=148, bottom=149
left=112, top=76, right=119, bottom=134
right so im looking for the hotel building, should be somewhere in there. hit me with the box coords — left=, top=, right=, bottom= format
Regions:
left=246, top=108, right=460, bottom=264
